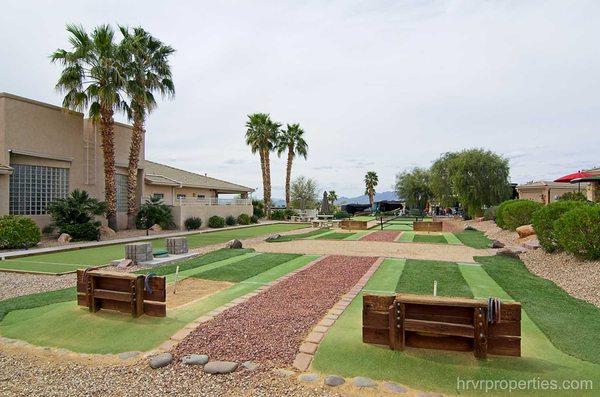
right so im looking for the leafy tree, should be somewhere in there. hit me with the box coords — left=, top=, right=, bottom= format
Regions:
left=290, top=176, right=319, bottom=209
left=395, top=168, right=432, bottom=210
left=450, top=149, right=510, bottom=217
left=245, top=113, right=281, bottom=217
left=429, top=152, right=459, bottom=207
left=364, top=171, right=379, bottom=207
left=51, top=24, right=126, bottom=230
left=327, top=190, right=338, bottom=206
left=276, top=123, right=308, bottom=208
left=47, top=189, right=107, bottom=240
left=120, top=26, right=175, bottom=229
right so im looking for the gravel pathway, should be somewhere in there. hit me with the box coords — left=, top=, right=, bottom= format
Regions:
left=360, top=231, right=400, bottom=242
left=175, top=255, right=376, bottom=364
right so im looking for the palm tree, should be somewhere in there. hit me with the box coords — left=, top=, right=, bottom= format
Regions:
left=327, top=190, right=338, bottom=207
left=245, top=113, right=280, bottom=216
left=364, top=171, right=379, bottom=207
left=120, top=26, right=175, bottom=229
left=276, top=124, right=308, bottom=208
left=51, top=24, right=126, bottom=230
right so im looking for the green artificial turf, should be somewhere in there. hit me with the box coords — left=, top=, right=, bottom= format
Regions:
left=351, top=216, right=376, bottom=221
left=395, top=259, right=473, bottom=298
left=397, top=231, right=415, bottom=242
left=193, top=253, right=301, bottom=282
left=413, top=234, right=448, bottom=244
left=454, top=230, right=492, bottom=249
left=266, top=228, right=330, bottom=242
left=135, top=248, right=252, bottom=276
left=0, top=287, right=76, bottom=321
left=477, top=255, right=600, bottom=364
left=0, top=223, right=306, bottom=274
left=315, top=232, right=356, bottom=240
left=383, top=223, right=413, bottom=231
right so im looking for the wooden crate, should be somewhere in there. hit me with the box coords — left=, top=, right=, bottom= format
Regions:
left=77, top=269, right=166, bottom=317
left=363, top=293, right=521, bottom=358
left=413, top=221, right=443, bottom=232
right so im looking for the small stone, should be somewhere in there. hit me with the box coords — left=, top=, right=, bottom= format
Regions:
left=181, top=354, right=209, bottom=365
left=324, top=375, right=345, bottom=387
left=242, top=361, right=259, bottom=371
left=203, top=361, right=238, bottom=374
left=417, top=392, right=444, bottom=397
left=99, top=225, right=116, bottom=238
left=149, top=223, right=163, bottom=232
left=384, top=382, right=408, bottom=393
left=464, top=225, right=477, bottom=231
left=298, top=373, right=319, bottom=382
left=353, top=376, right=377, bottom=388
left=523, top=237, right=540, bottom=250
left=57, top=233, right=72, bottom=244
left=266, top=233, right=281, bottom=241
left=149, top=353, right=172, bottom=369
left=226, top=239, right=243, bottom=249
left=118, top=351, right=141, bottom=360
left=272, top=368, right=295, bottom=377
left=516, top=224, right=535, bottom=238
left=491, top=240, right=505, bottom=249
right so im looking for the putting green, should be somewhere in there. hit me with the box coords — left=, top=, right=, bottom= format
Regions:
left=312, top=258, right=600, bottom=396
left=0, top=223, right=307, bottom=275
left=0, top=254, right=318, bottom=353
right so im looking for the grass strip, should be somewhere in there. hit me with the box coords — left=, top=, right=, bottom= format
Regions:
left=0, top=287, right=76, bottom=322
left=454, top=230, right=491, bottom=249
left=267, top=228, right=330, bottom=242
left=315, top=232, right=356, bottom=240
left=194, top=253, right=301, bottom=282
left=397, top=231, right=415, bottom=242
left=413, top=234, right=447, bottom=244
left=477, top=255, right=600, bottom=364
left=395, top=259, right=473, bottom=298
left=442, top=232, right=462, bottom=245
left=134, top=248, right=252, bottom=276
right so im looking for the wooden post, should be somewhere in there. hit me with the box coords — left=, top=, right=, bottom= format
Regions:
left=388, top=300, right=405, bottom=350
left=135, top=276, right=144, bottom=317
left=474, top=307, right=488, bottom=358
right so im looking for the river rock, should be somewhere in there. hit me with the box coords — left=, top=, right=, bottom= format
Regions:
left=384, top=382, right=408, bottom=393
left=353, top=376, right=377, bottom=388
left=266, top=233, right=281, bottom=241
left=242, top=361, right=259, bottom=371
left=57, top=233, right=72, bottom=244
left=464, top=225, right=477, bottom=231
left=491, top=240, right=505, bottom=249
left=203, top=361, right=238, bottom=374
left=324, top=375, right=345, bottom=387
left=298, top=373, right=319, bottom=382
left=181, top=354, right=209, bottom=365
left=149, top=353, right=172, bottom=369
left=226, top=239, right=243, bottom=249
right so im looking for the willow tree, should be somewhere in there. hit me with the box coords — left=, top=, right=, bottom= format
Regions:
left=120, top=26, right=175, bottom=229
left=245, top=113, right=280, bottom=216
left=395, top=167, right=432, bottom=211
left=364, top=171, right=379, bottom=207
left=51, top=24, right=126, bottom=230
left=276, top=123, right=308, bottom=208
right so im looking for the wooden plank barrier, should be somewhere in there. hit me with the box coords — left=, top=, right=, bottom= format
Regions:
left=413, top=221, right=443, bottom=232
left=363, top=293, right=521, bottom=358
left=77, top=269, right=166, bottom=317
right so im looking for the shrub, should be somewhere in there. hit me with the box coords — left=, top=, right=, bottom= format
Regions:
left=252, top=200, right=265, bottom=218
left=237, top=213, right=251, bottom=225
left=559, top=191, right=587, bottom=201
left=61, top=222, right=101, bottom=241
left=496, top=199, right=541, bottom=230
left=184, top=217, right=202, bottom=230
left=135, top=196, right=174, bottom=230
left=554, top=205, right=600, bottom=260
left=208, top=215, right=225, bottom=228
left=334, top=211, right=351, bottom=219
left=225, top=215, right=237, bottom=226
left=483, top=206, right=499, bottom=221
left=283, top=208, right=297, bottom=219
left=532, top=200, right=589, bottom=252
left=250, top=215, right=259, bottom=224
left=0, top=215, right=41, bottom=249
left=41, top=224, right=56, bottom=236
left=47, top=189, right=106, bottom=241
left=270, top=209, right=286, bottom=220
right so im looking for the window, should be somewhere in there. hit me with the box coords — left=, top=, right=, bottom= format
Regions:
left=9, top=164, right=69, bottom=215
left=115, top=174, right=128, bottom=212
left=197, top=195, right=205, bottom=200
left=153, top=193, right=165, bottom=200
left=177, top=194, right=186, bottom=200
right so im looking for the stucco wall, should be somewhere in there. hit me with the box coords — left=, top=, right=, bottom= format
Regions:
left=145, top=185, right=216, bottom=206
left=518, top=186, right=579, bottom=204
left=171, top=204, right=252, bottom=230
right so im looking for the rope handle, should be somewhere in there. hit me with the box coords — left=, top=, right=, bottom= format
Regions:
left=145, top=273, right=157, bottom=294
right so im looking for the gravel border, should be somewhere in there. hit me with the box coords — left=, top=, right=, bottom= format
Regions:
left=360, top=231, right=401, bottom=242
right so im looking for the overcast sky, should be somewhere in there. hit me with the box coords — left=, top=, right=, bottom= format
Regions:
left=1, top=1, right=599, bottom=199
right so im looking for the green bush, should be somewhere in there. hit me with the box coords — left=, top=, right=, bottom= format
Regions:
left=284, top=208, right=297, bottom=219
left=47, top=189, right=106, bottom=240
left=184, top=217, right=202, bottom=230
left=554, top=205, right=600, bottom=260
left=252, top=200, right=265, bottom=218
left=559, top=191, right=587, bottom=201
left=496, top=199, right=541, bottom=230
left=483, top=205, right=498, bottom=221
left=334, top=211, right=351, bottom=219
left=225, top=215, right=237, bottom=226
left=41, top=224, right=56, bottom=236
left=136, top=196, right=174, bottom=229
left=237, top=213, right=251, bottom=225
left=208, top=215, right=225, bottom=228
left=270, top=209, right=286, bottom=220
left=0, top=215, right=41, bottom=249
left=61, top=222, right=101, bottom=241
left=250, top=215, right=259, bottom=224
left=532, top=200, right=589, bottom=252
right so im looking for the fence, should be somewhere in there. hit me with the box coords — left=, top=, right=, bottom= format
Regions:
left=143, top=196, right=251, bottom=207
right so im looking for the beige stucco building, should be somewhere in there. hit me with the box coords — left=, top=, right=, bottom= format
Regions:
left=0, top=92, right=253, bottom=230
left=517, top=168, right=600, bottom=204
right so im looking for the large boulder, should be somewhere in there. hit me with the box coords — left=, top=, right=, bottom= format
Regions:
left=226, top=239, right=243, bottom=249
left=516, top=224, right=535, bottom=239
left=491, top=240, right=505, bottom=249
left=99, top=225, right=116, bottom=239
left=57, top=233, right=72, bottom=244
left=149, top=224, right=163, bottom=232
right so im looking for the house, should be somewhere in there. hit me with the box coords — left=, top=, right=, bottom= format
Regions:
left=0, top=92, right=253, bottom=230
left=516, top=181, right=580, bottom=204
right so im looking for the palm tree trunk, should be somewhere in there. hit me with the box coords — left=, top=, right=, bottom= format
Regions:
left=263, top=148, right=272, bottom=218
left=100, top=105, right=117, bottom=230
left=259, top=150, right=267, bottom=216
left=369, top=191, right=374, bottom=207
left=285, top=146, right=293, bottom=208
left=126, top=110, right=144, bottom=229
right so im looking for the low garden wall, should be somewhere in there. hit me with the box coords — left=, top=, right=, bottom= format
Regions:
left=413, top=221, right=443, bottom=232
left=171, top=204, right=253, bottom=230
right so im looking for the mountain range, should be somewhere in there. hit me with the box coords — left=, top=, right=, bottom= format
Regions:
left=270, top=190, right=399, bottom=207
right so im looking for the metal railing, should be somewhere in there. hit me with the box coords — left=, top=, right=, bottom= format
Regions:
left=143, top=196, right=251, bottom=206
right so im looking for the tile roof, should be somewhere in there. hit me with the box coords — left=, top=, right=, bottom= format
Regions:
left=144, top=160, right=254, bottom=193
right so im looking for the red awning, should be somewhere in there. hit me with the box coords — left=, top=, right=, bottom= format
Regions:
left=554, top=171, right=592, bottom=183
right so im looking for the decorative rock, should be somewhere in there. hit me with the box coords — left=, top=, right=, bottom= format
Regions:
left=298, top=373, right=319, bottom=382
left=272, top=368, right=295, bottom=377
left=266, top=233, right=281, bottom=241
left=516, top=224, right=535, bottom=238
left=384, top=382, right=408, bottom=393
left=226, top=239, right=243, bottom=249
left=118, top=351, right=141, bottom=360
left=324, top=375, right=345, bottom=387
left=353, top=376, right=377, bottom=388
left=491, top=240, right=505, bottom=249
left=99, top=225, right=116, bottom=238
left=242, top=361, right=259, bottom=371
left=497, top=246, right=526, bottom=259
left=464, top=225, right=477, bottom=231
left=57, top=233, right=72, bottom=244
left=203, top=361, right=238, bottom=374
left=181, top=354, right=209, bottom=365
left=149, top=352, right=172, bottom=369
left=149, top=223, right=163, bottom=232
left=523, top=237, right=540, bottom=250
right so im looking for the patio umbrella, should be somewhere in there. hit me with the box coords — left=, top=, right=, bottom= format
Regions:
left=554, top=171, right=592, bottom=192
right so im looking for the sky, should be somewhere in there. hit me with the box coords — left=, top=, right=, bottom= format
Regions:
left=1, top=0, right=599, bottom=199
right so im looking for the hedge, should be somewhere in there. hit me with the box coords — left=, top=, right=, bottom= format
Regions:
left=0, top=215, right=41, bottom=249
left=496, top=199, right=541, bottom=230
left=532, top=200, right=588, bottom=252
left=554, top=205, right=600, bottom=260
left=208, top=215, right=225, bottom=228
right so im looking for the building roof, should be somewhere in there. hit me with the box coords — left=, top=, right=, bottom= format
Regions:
left=144, top=160, right=254, bottom=194
left=516, top=181, right=580, bottom=189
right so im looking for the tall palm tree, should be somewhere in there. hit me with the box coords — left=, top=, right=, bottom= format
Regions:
left=245, top=113, right=280, bottom=216
left=51, top=24, right=126, bottom=230
left=364, top=171, right=379, bottom=207
left=120, top=26, right=175, bottom=229
left=276, top=124, right=308, bottom=208
left=327, top=190, right=338, bottom=207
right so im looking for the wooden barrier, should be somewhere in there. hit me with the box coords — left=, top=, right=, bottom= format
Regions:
left=77, top=269, right=166, bottom=317
left=363, top=293, right=521, bottom=358
left=340, top=220, right=369, bottom=230
left=413, top=221, right=443, bottom=232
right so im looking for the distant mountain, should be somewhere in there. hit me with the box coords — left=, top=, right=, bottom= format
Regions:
left=335, top=191, right=399, bottom=205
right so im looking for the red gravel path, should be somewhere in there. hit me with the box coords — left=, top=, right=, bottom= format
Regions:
left=360, top=231, right=401, bottom=242
left=175, top=255, right=376, bottom=364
